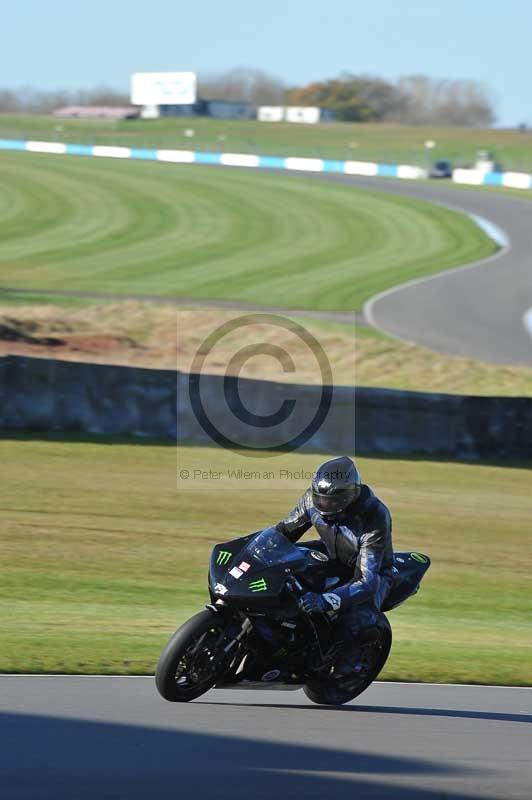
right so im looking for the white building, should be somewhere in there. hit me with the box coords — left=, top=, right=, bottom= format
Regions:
left=258, top=106, right=337, bottom=124
left=257, top=106, right=284, bottom=122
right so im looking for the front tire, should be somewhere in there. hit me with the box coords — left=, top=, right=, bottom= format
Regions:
left=155, top=609, right=230, bottom=702
left=304, top=616, right=392, bottom=706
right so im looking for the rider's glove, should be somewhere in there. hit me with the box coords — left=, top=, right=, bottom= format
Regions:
left=300, top=591, right=341, bottom=616
left=310, top=508, right=335, bottom=536
left=300, top=592, right=327, bottom=614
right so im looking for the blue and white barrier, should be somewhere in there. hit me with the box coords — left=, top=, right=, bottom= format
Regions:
left=452, top=167, right=532, bottom=190
left=0, top=138, right=426, bottom=180
left=1, top=138, right=531, bottom=190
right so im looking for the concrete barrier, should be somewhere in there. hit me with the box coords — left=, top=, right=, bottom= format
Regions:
left=0, top=138, right=427, bottom=181
left=2, top=137, right=531, bottom=191
left=1, top=356, right=531, bottom=462
left=3, top=135, right=532, bottom=196
left=452, top=167, right=532, bottom=189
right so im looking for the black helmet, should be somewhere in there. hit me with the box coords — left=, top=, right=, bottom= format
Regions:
left=311, top=456, right=361, bottom=518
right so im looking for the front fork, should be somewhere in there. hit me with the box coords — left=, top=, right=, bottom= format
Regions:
left=223, top=617, right=252, bottom=654
left=205, top=605, right=253, bottom=681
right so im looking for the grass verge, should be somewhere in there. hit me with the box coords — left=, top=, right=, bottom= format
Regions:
left=1, top=434, right=530, bottom=684
left=2, top=303, right=531, bottom=396
left=0, top=151, right=494, bottom=311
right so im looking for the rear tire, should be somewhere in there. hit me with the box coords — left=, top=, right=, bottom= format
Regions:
left=155, top=609, right=230, bottom=703
left=304, top=616, right=392, bottom=706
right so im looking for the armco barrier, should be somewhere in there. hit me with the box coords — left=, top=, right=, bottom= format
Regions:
left=1, top=356, right=531, bottom=462
left=1, top=137, right=531, bottom=190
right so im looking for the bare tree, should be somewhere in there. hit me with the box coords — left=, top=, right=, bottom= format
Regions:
left=0, top=89, right=19, bottom=112
left=397, top=75, right=495, bottom=126
left=77, top=86, right=130, bottom=107
left=199, top=68, right=286, bottom=105
left=0, top=85, right=130, bottom=113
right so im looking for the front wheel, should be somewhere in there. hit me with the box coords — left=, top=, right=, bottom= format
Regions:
left=155, top=609, right=233, bottom=702
left=304, top=616, right=392, bottom=706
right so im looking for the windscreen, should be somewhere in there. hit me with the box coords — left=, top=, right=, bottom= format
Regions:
left=243, top=527, right=303, bottom=568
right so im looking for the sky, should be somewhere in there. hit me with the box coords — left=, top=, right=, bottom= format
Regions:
left=1, top=0, right=531, bottom=126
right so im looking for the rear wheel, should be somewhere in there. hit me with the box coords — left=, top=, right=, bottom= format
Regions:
left=304, top=616, right=392, bottom=706
left=155, top=609, right=235, bottom=702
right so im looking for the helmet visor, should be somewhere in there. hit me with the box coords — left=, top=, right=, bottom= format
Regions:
left=313, top=487, right=357, bottom=517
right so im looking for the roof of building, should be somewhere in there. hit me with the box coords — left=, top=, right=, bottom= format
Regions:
left=53, top=106, right=139, bottom=120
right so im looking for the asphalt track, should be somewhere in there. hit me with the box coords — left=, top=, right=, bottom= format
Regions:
left=346, top=178, right=532, bottom=367
left=1, top=676, right=531, bottom=799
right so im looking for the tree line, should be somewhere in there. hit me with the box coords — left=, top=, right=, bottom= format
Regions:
left=0, top=69, right=495, bottom=126
left=201, top=69, right=496, bottom=126
left=0, top=86, right=131, bottom=114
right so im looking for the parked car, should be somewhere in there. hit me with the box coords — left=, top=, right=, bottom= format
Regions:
left=429, top=160, right=453, bottom=178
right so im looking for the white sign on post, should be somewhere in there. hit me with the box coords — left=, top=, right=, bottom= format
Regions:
left=131, top=72, right=197, bottom=106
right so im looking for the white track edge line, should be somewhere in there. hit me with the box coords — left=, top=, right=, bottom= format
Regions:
left=363, top=204, right=511, bottom=340
left=523, top=307, right=532, bottom=339
left=1, top=675, right=530, bottom=689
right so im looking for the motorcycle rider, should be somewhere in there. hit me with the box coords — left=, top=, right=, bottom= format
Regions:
left=275, top=455, right=394, bottom=676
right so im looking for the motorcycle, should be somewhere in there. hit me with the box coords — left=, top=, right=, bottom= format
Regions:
left=156, top=526, right=430, bottom=705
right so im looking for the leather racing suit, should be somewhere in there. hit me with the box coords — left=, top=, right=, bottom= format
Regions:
left=275, top=484, right=394, bottom=639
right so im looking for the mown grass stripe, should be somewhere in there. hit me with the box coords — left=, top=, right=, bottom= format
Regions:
left=0, top=152, right=495, bottom=311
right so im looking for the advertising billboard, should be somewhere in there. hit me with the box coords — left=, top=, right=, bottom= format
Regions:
left=131, top=72, right=197, bottom=106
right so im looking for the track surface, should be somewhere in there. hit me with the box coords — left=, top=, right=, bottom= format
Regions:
left=314, top=175, right=532, bottom=367
left=1, top=676, right=531, bottom=799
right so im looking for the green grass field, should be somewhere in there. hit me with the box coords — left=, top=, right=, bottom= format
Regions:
left=0, top=150, right=494, bottom=311
left=1, top=435, right=530, bottom=684
left=2, top=113, right=532, bottom=171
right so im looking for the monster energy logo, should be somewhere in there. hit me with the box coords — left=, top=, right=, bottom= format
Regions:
left=411, top=552, right=428, bottom=564
left=248, top=578, right=268, bottom=592
left=216, top=550, right=232, bottom=566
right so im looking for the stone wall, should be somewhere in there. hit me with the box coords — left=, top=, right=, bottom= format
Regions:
left=1, top=356, right=531, bottom=461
